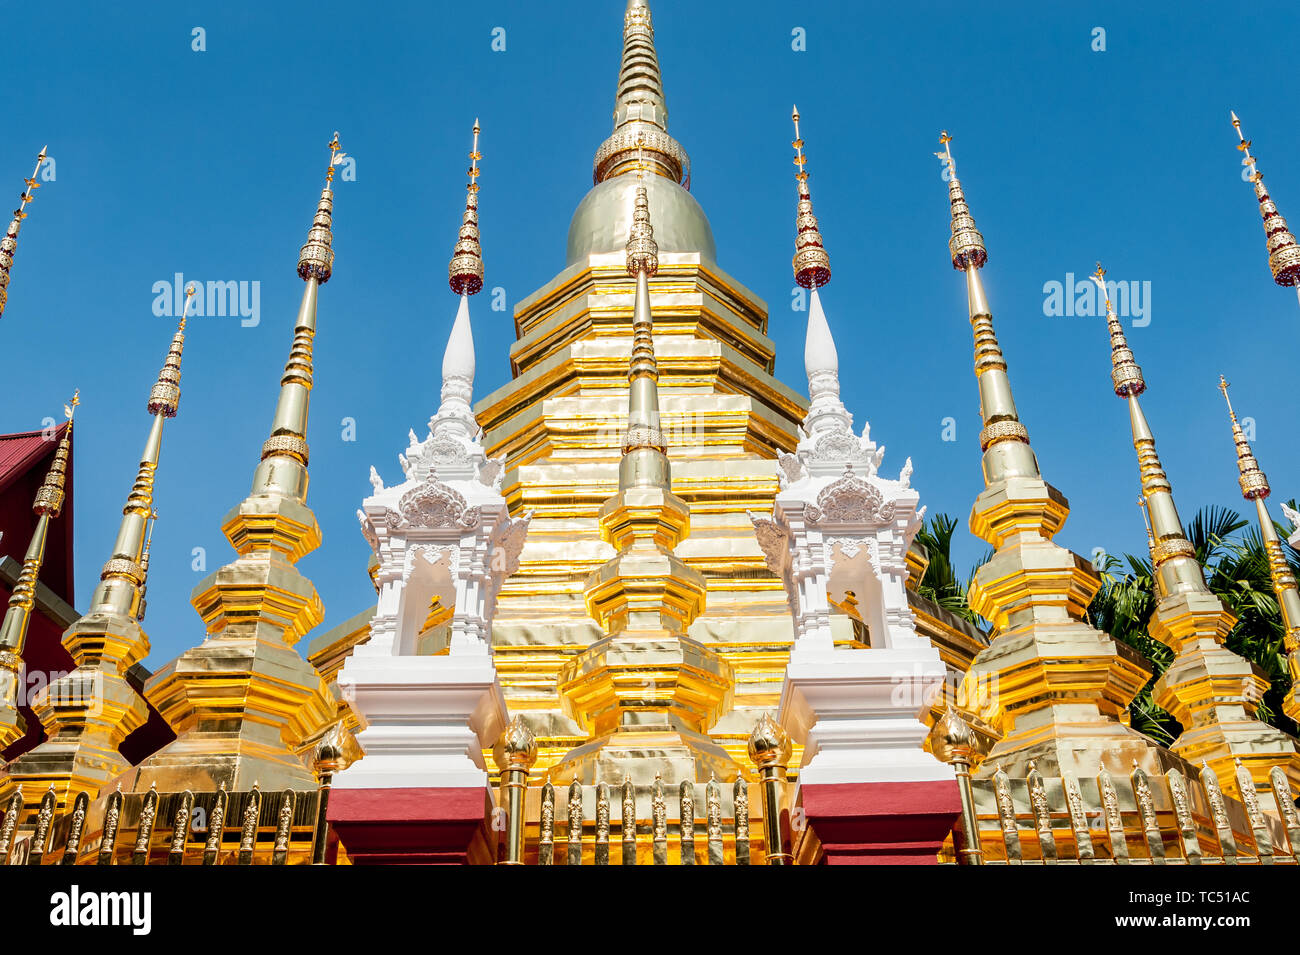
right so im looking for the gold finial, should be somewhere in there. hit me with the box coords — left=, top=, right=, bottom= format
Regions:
left=1137, top=494, right=1155, bottom=555
left=298, top=135, right=338, bottom=283
left=448, top=119, right=485, bottom=296
left=625, top=135, right=659, bottom=276
left=148, top=287, right=193, bottom=418
left=325, top=131, right=344, bottom=188
left=791, top=108, right=830, bottom=289
left=1091, top=264, right=1145, bottom=397
left=32, top=389, right=78, bottom=518
left=1231, top=111, right=1300, bottom=294
left=942, top=132, right=987, bottom=270
left=0, top=146, right=51, bottom=319
left=1218, top=375, right=1270, bottom=500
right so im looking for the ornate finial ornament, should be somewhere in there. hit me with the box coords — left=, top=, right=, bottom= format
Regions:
left=625, top=137, right=659, bottom=277
left=1218, top=376, right=1269, bottom=500
left=32, top=390, right=78, bottom=518
left=0, top=146, right=49, bottom=320
left=1137, top=494, right=1155, bottom=556
left=937, top=706, right=975, bottom=757
left=448, top=119, right=485, bottom=296
left=942, top=132, right=987, bottom=270
left=494, top=713, right=538, bottom=774
left=1091, top=264, right=1145, bottom=397
left=297, top=134, right=339, bottom=284
left=791, top=106, right=830, bottom=289
left=592, top=0, right=688, bottom=186
left=1231, top=111, right=1300, bottom=301
left=746, top=712, right=792, bottom=768
left=148, top=286, right=193, bottom=417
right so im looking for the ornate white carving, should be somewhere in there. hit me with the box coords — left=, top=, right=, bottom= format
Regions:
left=337, top=292, right=529, bottom=794
left=758, top=285, right=952, bottom=787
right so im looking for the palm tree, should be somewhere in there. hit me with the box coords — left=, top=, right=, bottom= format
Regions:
left=915, top=513, right=989, bottom=629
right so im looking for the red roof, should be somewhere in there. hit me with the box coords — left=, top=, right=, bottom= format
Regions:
left=0, top=426, right=65, bottom=497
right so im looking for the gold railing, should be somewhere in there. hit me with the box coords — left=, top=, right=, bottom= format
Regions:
left=496, top=775, right=784, bottom=866
left=0, top=782, right=331, bottom=866
left=945, top=760, right=1300, bottom=865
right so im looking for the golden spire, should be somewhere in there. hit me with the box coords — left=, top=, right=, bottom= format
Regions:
left=0, top=391, right=76, bottom=750
left=252, top=135, right=339, bottom=501
left=0, top=146, right=49, bottom=320
left=448, top=119, right=484, bottom=296
left=621, top=137, right=667, bottom=466
left=1218, top=376, right=1300, bottom=723
left=90, top=289, right=193, bottom=619
left=1091, top=266, right=1201, bottom=593
left=791, top=107, right=830, bottom=289
left=1136, top=495, right=1155, bottom=558
left=941, top=133, right=1037, bottom=484
left=593, top=0, right=689, bottom=186
left=1231, top=112, right=1300, bottom=307
left=1092, top=265, right=1300, bottom=796
left=136, top=508, right=158, bottom=622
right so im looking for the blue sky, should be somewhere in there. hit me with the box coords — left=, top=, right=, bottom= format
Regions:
left=3, top=0, right=1296, bottom=664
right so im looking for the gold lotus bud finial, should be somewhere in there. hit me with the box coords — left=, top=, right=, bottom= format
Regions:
left=1218, top=375, right=1270, bottom=500
left=148, top=286, right=193, bottom=418
left=942, top=131, right=987, bottom=270
left=448, top=119, right=485, bottom=296
left=1231, top=111, right=1300, bottom=294
left=938, top=706, right=975, bottom=754
left=325, top=131, right=343, bottom=187
left=31, top=389, right=78, bottom=517
left=493, top=713, right=538, bottom=774
left=1091, top=261, right=1145, bottom=397
left=791, top=106, right=831, bottom=289
left=313, top=724, right=349, bottom=776
left=0, top=146, right=51, bottom=319
left=747, top=712, right=791, bottom=769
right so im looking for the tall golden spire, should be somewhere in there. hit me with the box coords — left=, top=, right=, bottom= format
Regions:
left=593, top=0, right=689, bottom=186
left=1092, top=265, right=1299, bottom=797
left=621, top=140, right=667, bottom=467
left=128, top=141, right=343, bottom=793
left=1, top=296, right=196, bottom=810
left=1231, top=112, right=1300, bottom=308
left=940, top=133, right=1039, bottom=486
left=249, top=134, right=339, bottom=506
left=0, top=391, right=76, bottom=750
left=1218, top=376, right=1300, bottom=724
left=554, top=139, right=734, bottom=783
left=791, top=107, right=830, bottom=290
left=938, top=135, right=1160, bottom=781
left=448, top=120, right=484, bottom=295
left=91, top=289, right=192, bottom=621
left=0, top=147, right=49, bottom=320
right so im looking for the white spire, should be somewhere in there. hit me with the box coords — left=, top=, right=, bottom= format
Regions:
left=803, top=288, right=852, bottom=436
left=430, top=293, right=478, bottom=441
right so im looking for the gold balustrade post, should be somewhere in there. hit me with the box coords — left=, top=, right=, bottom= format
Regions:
left=493, top=716, right=537, bottom=866
left=748, top=714, right=792, bottom=865
left=937, top=708, right=984, bottom=864
left=311, top=730, right=346, bottom=865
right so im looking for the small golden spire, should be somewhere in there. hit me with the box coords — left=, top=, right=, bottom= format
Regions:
left=1231, top=112, right=1300, bottom=303
left=942, top=132, right=987, bottom=271
left=1091, top=264, right=1145, bottom=397
left=791, top=106, right=830, bottom=289
left=32, top=390, right=78, bottom=518
left=0, top=389, right=78, bottom=746
left=148, top=287, right=192, bottom=418
left=297, top=135, right=338, bottom=284
left=1137, top=494, right=1155, bottom=557
left=448, top=120, right=485, bottom=296
left=0, top=146, right=49, bottom=320
left=1218, top=376, right=1269, bottom=500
